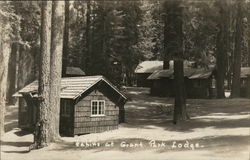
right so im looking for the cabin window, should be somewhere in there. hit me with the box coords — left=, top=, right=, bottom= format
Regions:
left=62, top=100, right=70, bottom=116
left=91, top=100, right=105, bottom=116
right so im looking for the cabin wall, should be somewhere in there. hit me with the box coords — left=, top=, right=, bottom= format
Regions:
left=60, top=99, right=74, bottom=136
left=74, top=89, right=119, bottom=135
left=18, top=96, right=38, bottom=131
left=136, top=73, right=152, bottom=87
left=150, top=78, right=211, bottom=98
left=18, top=96, right=75, bottom=136
left=186, top=79, right=210, bottom=98
left=150, top=79, right=174, bottom=97
left=18, top=97, right=29, bottom=128
left=240, top=77, right=250, bottom=98
left=247, top=77, right=250, bottom=98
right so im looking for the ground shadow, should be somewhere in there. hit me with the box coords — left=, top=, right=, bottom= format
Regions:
left=3, top=150, right=30, bottom=154
left=4, top=120, right=18, bottom=132
left=14, top=130, right=32, bottom=136
left=4, top=105, right=18, bottom=132
left=1, top=141, right=32, bottom=147
left=124, top=87, right=250, bottom=132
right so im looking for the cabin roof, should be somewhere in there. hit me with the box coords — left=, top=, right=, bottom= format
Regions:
left=13, top=76, right=127, bottom=100
left=135, top=61, right=163, bottom=73
left=241, top=67, right=250, bottom=78
left=66, top=67, right=85, bottom=76
left=134, top=60, right=199, bottom=74
left=148, top=68, right=214, bottom=80
left=147, top=69, right=173, bottom=80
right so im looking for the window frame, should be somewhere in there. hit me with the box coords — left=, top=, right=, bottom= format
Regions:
left=91, top=100, right=105, bottom=117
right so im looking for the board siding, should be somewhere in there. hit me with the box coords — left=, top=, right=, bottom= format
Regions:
left=73, top=89, right=119, bottom=135
left=60, top=99, right=74, bottom=136
left=150, top=78, right=212, bottom=99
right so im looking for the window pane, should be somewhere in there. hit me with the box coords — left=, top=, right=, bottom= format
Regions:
left=101, top=105, right=104, bottom=114
left=92, top=101, right=98, bottom=115
left=98, top=105, right=102, bottom=114
left=100, top=101, right=104, bottom=115
left=92, top=106, right=97, bottom=115
left=93, top=101, right=97, bottom=106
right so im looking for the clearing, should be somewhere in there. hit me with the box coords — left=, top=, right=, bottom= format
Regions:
left=1, top=87, right=250, bottom=160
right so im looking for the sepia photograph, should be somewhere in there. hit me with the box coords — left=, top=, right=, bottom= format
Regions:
left=0, top=0, right=250, bottom=159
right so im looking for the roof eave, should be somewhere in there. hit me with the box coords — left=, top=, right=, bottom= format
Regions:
left=72, top=77, right=127, bottom=100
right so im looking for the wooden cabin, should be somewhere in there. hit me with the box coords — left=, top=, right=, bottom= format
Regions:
left=240, top=67, right=250, bottom=98
left=134, top=60, right=195, bottom=87
left=148, top=68, right=216, bottom=99
left=134, top=61, right=163, bottom=87
left=13, top=76, right=127, bottom=136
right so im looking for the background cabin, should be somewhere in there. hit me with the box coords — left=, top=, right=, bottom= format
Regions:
left=148, top=70, right=174, bottom=97
left=148, top=68, right=216, bottom=99
left=134, top=61, right=163, bottom=87
left=240, top=67, right=250, bottom=98
left=65, top=67, right=85, bottom=77
left=13, top=76, right=127, bottom=136
left=134, top=60, right=196, bottom=87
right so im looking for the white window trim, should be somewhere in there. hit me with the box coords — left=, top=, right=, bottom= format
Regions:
left=91, top=100, right=105, bottom=117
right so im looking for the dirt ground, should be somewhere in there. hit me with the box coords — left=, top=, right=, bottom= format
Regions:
left=1, top=87, right=250, bottom=160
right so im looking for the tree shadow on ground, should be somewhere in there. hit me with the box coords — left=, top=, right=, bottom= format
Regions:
left=124, top=87, right=250, bottom=132
left=1, top=141, right=32, bottom=147
left=1, top=140, right=32, bottom=154
left=14, top=129, right=32, bottom=136
left=3, top=150, right=30, bottom=154
left=4, top=120, right=18, bottom=132
left=4, top=105, right=18, bottom=133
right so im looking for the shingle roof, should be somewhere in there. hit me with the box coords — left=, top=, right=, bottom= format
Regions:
left=134, top=60, right=197, bottom=74
left=13, top=76, right=127, bottom=100
left=188, top=69, right=214, bottom=79
left=148, top=68, right=214, bottom=80
left=147, top=69, right=173, bottom=80
left=241, top=67, right=250, bottom=78
left=66, top=67, right=85, bottom=76
left=135, top=61, right=163, bottom=73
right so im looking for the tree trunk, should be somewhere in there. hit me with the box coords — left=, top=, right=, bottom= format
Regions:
left=215, top=1, right=229, bottom=98
left=174, top=60, right=188, bottom=124
left=248, top=31, right=250, bottom=67
left=62, top=0, right=69, bottom=77
left=164, top=0, right=188, bottom=124
left=0, top=21, right=2, bottom=136
left=163, top=9, right=169, bottom=70
left=85, top=0, right=92, bottom=74
left=231, top=0, right=243, bottom=98
left=49, top=1, right=65, bottom=141
left=248, top=6, right=250, bottom=67
left=6, top=43, right=18, bottom=105
left=248, top=36, right=250, bottom=67
left=0, top=24, right=11, bottom=136
left=35, top=1, right=52, bottom=148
